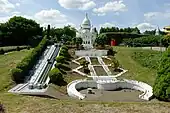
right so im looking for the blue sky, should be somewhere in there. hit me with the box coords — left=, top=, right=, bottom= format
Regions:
left=0, top=0, right=170, bottom=32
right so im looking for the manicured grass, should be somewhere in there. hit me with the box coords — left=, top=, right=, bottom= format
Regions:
left=0, top=49, right=32, bottom=91
left=94, top=66, right=107, bottom=76
left=90, top=57, right=100, bottom=65
left=113, top=47, right=158, bottom=85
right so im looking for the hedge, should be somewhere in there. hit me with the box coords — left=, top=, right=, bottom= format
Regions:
left=11, top=36, right=48, bottom=83
left=0, top=46, right=29, bottom=55
left=153, top=48, right=170, bottom=101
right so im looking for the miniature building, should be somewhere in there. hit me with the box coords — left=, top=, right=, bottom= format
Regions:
left=76, top=13, right=98, bottom=49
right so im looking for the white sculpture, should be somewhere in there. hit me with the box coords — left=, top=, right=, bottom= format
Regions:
left=76, top=13, right=98, bottom=49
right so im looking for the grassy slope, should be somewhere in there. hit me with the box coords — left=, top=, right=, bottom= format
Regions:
left=0, top=47, right=170, bottom=113
left=114, top=47, right=158, bottom=85
left=0, top=49, right=31, bottom=91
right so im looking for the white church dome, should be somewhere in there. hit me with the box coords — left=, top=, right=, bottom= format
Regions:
left=81, top=13, right=91, bottom=30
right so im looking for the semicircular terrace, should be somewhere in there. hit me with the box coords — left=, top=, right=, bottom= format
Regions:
left=67, top=79, right=153, bottom=101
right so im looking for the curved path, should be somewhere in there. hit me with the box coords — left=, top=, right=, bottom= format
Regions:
left=67, top=79, right=153, bottom=101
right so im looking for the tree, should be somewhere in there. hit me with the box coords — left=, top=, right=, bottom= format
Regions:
left=48, top=68, right=64, bottom=85
left=162, top=35, right=170, bottom=48
left=95, top=34, right=107, bottom=47
left=0, top=16, right=43, bottom=47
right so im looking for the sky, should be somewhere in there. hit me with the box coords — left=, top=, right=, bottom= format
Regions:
left=0, top=0, right=170, bottom=32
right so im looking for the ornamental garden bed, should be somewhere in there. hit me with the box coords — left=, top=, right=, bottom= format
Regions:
left=108, top=66, right=123, bottom=75
left=102, top=58, right=111, bottom=65
left=90, top=57, right=100, bottom=65
left=93, top=66, right=107, bottom=76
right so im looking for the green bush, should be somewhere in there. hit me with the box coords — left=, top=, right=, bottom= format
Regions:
left=16, top=46, right=20, bottom=51
left=11, top=68, right=24, bottom=83
left=153, top=48, right=170, bottom=101
left=56, top=56, right=69, bottom=64
left=0, top=49, right=5, bottom=55
left=123, top=35, right=162, bottom=47
left=48, top=68, right=64, bottom=85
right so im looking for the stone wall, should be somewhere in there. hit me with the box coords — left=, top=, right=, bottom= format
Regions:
left=75, top=49, right=108, bottom=57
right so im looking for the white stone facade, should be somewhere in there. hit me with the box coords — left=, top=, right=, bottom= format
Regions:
left=76, top=13, right=97, bottom=49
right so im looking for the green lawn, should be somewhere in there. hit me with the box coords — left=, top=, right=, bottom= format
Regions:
left=113, top=47, right=158, bottom=85
left=0, top=47, right=169, bottom=113
left=0, top=49, right=32, bottom=91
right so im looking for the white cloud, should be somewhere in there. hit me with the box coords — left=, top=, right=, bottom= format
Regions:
left=0, top=0, right=15, bottom=13
left=0, top=9, right=76, bottom=28
left=99, top=22, right=115, bottom=28
left=34, top=9, right=68, bottom=27
left=135, top=23, right=156, bottom=32
left=144, top=11, right=170, bottom=21
left=93, top=0, right=127, bottom=16
left=58, top=0, right=96, bottom=10
left=15, top=3, right=20, bottom=7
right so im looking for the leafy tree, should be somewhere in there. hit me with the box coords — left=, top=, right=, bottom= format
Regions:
left=95, top=34, right=107, bottom=47
left=0, top=16, right=43, bottom=47
left=162, top=35, right=170, bottom=48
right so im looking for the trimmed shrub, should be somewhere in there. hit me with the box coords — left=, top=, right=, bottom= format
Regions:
left=0, top=49, right=5, bottom=55
left=16, top=46, right=20, bottom=51
left=11, top=68, right=24, bottom=83
left=48, top=68, right=64, bottom=85
left=153, top=48, right=170, bottom=101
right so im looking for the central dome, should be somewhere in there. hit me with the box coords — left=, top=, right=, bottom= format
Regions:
left=81, top=13, right=91, bottom=30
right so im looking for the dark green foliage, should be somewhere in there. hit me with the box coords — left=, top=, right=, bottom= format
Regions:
left=0, top=46, right=28, bottom=54
left=95, top=34, right=108, bottom=47
left=59, top=46, right=71, bottom=59
left=99, top=27, right=140, bottom=34
left=16, top=46, right=20, bottom=51
left=153, top=48, right=170, bottom=101
left=107, top=47, right=117, bottom=56
left=84, top=68, right=90, bottom=74
left=0, top=16, right=43, bottom=47
left=0, top=49, right=5, bottom=55
left=162, top=35, right=170, bottom=48
left=43, top=25, right=76, bottom=43
left=56, top=56, right=69, bottom=65
left=48, top=68, right=64, bottom=85
left=11, top=68, right=24, bottom=83
left=123, top=35, right=162, bottom=47
left=12, top=36, right=48, bottom=83
left=132, top=50, right=162, bottom=69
